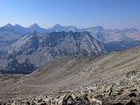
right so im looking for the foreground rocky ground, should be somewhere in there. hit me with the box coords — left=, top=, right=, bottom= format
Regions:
left=0, top=70, right=139, bottom=105
left=0, top=47, right=140, bottom=105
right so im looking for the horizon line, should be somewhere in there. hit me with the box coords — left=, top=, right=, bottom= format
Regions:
left=0, top=23, right=139, bottom=30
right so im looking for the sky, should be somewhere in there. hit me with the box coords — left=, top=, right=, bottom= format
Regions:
left=0, top=0, right=140, bottom=29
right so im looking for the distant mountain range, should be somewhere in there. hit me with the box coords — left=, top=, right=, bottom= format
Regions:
left=0, top=23, right=140, bottom=73
left=1, top=23, right=140, bottom=52
left=1, top=23, right=140, bottom=43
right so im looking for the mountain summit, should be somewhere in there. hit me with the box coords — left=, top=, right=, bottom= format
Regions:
left=48, top=24, right=80, bottom=32
left=4, top=23, right=13, bottom=28
left=29, top=23, right=48, bottom=33
left=29, top=23, right=40, bottom=28
left=48, top=24, right=64, bottom=32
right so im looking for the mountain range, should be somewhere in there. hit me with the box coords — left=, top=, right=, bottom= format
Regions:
left=0, top=23, right=140, bottom=73
left=0, top=31, right=106, bottom=73
left=1, top=23, right=140, bottom=43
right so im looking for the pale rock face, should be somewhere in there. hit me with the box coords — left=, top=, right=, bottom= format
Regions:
left=122, top=28, right=140, bottom=40
left=81, top=27, right=140, bottom=44
left=82, top=28, right=130, bottom=43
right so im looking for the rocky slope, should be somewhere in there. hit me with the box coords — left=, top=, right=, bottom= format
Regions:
left=0, top=31, right=106, bottom=73
left=0, top=46, right=139, bottom=104
left=1, top=71, right=139, bottom=105
left=0, top=30, right=21, bottom=47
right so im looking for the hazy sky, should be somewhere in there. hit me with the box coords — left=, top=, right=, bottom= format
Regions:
left=0, top=0, right=140, bottom=29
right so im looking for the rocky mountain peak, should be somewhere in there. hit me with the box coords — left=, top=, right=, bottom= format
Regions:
left=94, top=26, right=104, bottom=30
left=48, top=24, right=64, bottom=32
left=14, top=24, right=22, bottom=27
left=29, top=23, right=40, bottom=28
left=4, top=23, right=13, bottom=28
left=53, top=23, right=62, bottom=27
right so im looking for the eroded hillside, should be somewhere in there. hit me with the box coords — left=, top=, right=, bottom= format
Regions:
left=0, top=47, right=140, bottom=104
